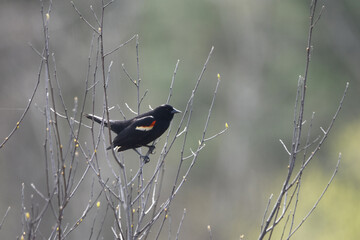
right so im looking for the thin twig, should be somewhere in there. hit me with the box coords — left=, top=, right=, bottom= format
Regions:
left=89, top=5, right=101, bottom=27
left=121, top=63, right=137, bottom=86
left=288, top=153, right=341, bottom=237
left=104, top=34, right=137, bottom=57
left=0, top=60, right=42, bottom=149
left=70, top=1, right=100, bottom=34
left=167, top=59, right=180, bottom=104
left=125, top=102, right=138, bottom=115
left=260, top=194, right=273, bottom=233
left=0, top=206, right=11, bottom=231
left=279, top=139, right=291, bottom=155
left=207, top=225, right=213, bottom=240
left=175, top=209, right=186, bottom=240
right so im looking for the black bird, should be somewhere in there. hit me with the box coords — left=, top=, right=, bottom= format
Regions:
left=86, top=104, right=181, bottom=161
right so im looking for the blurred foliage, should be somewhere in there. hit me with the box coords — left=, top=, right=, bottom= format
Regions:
left=0, top=0, right=359, bottom=239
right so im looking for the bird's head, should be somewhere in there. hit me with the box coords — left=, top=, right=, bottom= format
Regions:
left=156, top=104, right=181, bottom=120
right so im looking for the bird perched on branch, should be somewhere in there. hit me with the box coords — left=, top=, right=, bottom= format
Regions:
left=85, top=104, right=181, bottom=162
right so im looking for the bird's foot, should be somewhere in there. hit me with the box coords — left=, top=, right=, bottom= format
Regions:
left=142, top=155, right=150, bottom=164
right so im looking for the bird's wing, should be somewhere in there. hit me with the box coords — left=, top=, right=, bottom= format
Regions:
left=112, top=116, right=156, bottom=147
left=109, top=120, right=130, bottom=134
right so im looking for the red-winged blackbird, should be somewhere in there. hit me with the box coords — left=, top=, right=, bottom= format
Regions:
left=86, top=104, right=180, bottom=159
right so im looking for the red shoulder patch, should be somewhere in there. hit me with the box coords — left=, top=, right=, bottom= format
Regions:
left=135, top=120, right=156, bottom=131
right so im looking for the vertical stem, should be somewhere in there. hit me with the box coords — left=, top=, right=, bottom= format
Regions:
left=258, top=0, right=319, bottom=239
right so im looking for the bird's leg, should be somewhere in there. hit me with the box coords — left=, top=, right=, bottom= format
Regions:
left=132, top=145, right=156, bottom=164
left=133, top=148, right=150, bottom=164
left=146, top=144, right=156, bottom=154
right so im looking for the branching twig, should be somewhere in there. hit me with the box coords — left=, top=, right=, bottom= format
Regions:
left=70, top=1, right=100, bottom=34
left=258, top=1, right=347, bottom=239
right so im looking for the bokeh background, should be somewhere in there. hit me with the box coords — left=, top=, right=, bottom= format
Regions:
left=0, top=0, right=359, bottom=239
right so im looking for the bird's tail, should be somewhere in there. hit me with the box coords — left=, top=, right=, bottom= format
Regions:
left=85, top=114, right=108, bottom=127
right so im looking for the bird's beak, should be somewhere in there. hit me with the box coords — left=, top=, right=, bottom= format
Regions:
left=172, top=107, right=181, bottom=114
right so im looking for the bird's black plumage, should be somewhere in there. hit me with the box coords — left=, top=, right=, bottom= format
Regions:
left=86, top=104, right=181, bottom=153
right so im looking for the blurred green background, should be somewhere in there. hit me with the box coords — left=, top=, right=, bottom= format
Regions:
left=0, top=0, right=359, bottom=239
